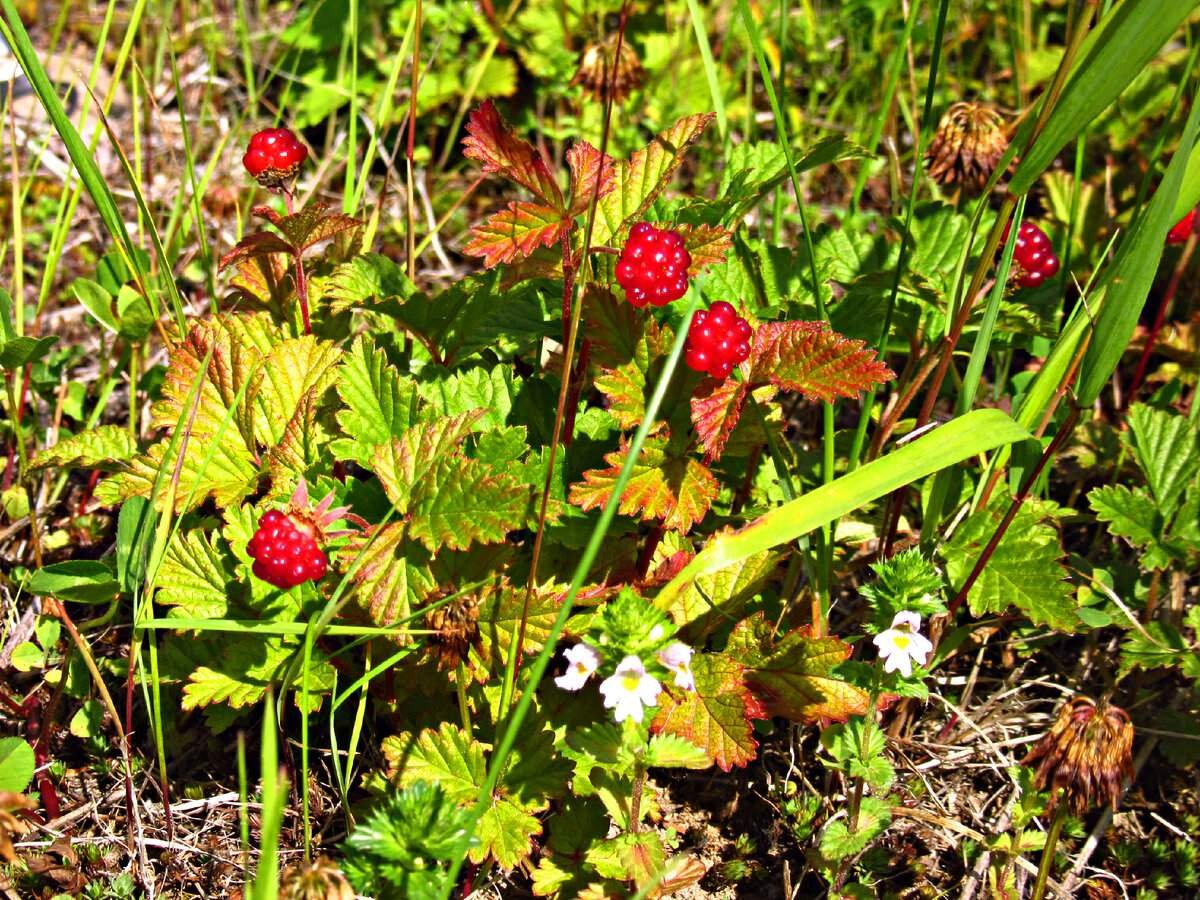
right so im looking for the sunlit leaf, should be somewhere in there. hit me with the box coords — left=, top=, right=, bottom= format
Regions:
left=463, top=100, right=565, bottom=210
left=570, top=435, right=718, bottom=534
left=464, top=201, right=568, bottom=268
left=651, top=652, right=766, bottom=771
left=592, top=112, right=716, bottom=245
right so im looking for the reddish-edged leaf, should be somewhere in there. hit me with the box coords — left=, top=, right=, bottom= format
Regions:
left=463, top=100, right=565, bottom=211
left=339, top=522, right=435, bottom=631
left=651, top=652, right=766, bottom=771
left=691, top=378, right=749, bottom=462
left=274, top=203, right=363, bottom=251
left=227, top=253, right=290, bottom=312
left=677, top=224, right=733, bottom=274
left=218, top=231, right=295, bottom=272
left=690, top=379, right=781, bottom=463
left=464, top=201, right=568, bottom=268
left=592, top=112, right=716, bottom=246
left=749, top=321, right=894, bottom=403
left=566, top=140, right=615, bottom=217
left=569, top=435, right=717, bottom=534
left=728, top=613, right=870, bottom=724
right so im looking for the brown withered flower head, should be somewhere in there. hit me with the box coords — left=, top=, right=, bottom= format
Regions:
left=424, top=590, right=483, bottom=672
left=572, top=33, right=644, bottom=104
left=925, top=102, right=1009, bottom=193
left=1023, top=696, right=1134, bottom=816
left=279, top=855, right=355, bottom=900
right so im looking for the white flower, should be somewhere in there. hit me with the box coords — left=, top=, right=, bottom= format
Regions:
left=872, top=610, right=933, bottom=678
left=657, top=641, right=695, bottom=691
left=599, top=655, right=662, bottom=723
left=554, top=643, right=602, bottom=691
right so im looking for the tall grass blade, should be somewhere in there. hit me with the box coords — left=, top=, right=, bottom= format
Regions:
left=1009, top=0, right=1193, bottom=195
left=1076, top=90, right=1200, bottom=405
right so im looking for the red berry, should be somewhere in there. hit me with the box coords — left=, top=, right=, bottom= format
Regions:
left=1002, top=220, right=1060, bottom=289
left=684, top=304, right=753, bottom=380
left=1167, top=209, right=1196, bottom=245
left=615, top=222, right=692, bottom=307
left=243, top=127, right=308, bottom=188
left=247, top=509, right=327, bottom=590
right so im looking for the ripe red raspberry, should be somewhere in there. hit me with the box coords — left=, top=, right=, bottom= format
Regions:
left=1002, top=220, right=1060, bottom=289
left=247, top=509, right=327, bottom=589
left=684, top=301, right=752, bottom=379
left=615, top=222, right=692, bottom=307
left=243, top=128, right=308, bottom=188
left=1167, top=209, right=1196, bottom=245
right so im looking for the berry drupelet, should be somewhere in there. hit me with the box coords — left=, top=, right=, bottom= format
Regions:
left=1003, top=220, right=1060, bottom=289
left=243, top=128, right=308, bottom=189
left=247, top=509, right=327, bottom=590
left=615, top=222, right=691, bottom=307
left=684, top=301, right=752, bottom=380
left=1167, top=209, right=1196, bottom=245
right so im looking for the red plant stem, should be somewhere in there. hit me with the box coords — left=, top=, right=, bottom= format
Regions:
left=947, top=405, right=1080, bottom=616
left=76, top=469, right=102, bottom=517
left=562, top=338, right=590, bottom=447
left=636, top=525, right=665, bottom=581
left=283, top=188, right=312, bottom=335
left=1128, top=234, right=1195, bottom=399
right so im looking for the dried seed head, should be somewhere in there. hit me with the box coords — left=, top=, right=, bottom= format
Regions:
left=925, top=102, right=1009, bottom=193
left=279, top=855, right=355, bottom=900
left=572, top=33, right=644, bottom=104
left=1023, top=696, right=1135, bottom=815
left=424, top=591, right=483, bottom=672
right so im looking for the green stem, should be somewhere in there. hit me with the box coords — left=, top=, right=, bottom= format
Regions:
left=1031, top=804, right=1068, bottom=900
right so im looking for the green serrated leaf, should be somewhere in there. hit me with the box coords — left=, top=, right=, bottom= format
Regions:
left=335, top=335, right=422, bottom=453
left=819, top=795, right=892, bottom=861
left=942, top=493, right=1078, bottom=631
left=1126, top=403, right=1200, bottom=519
left=157, top=529, right=236, bottom=619
left=32, top=425, right=139, bottom=472
left=0, top=737, right=34, bottom=792
left=340, top=522, right=435, bottom=630
left=1088, top=484, right=1172, bottom=569
left=644, top=734, right=711, bottom=769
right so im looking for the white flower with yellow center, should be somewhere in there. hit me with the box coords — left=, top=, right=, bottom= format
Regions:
left=872, top=610, right=933, bottom=678
left=599, top=655, right=662, bottom=723
left=657, top=641, right=695, bottom=691
left=554, top=643, right=602, bottom=691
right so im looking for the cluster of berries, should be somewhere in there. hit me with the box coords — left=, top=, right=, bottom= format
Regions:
left=1003, top=220, right=1060, bottom=289
left=243, top=127, right=308, bottom=189
left=247, top=510, right=327, bottom=589
left=614, top=222, right=752, bottom=380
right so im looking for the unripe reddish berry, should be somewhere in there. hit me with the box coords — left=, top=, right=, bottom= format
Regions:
left=684, top=301, right=752, bottom=380
left=1167, top=209, right=1196, bottom=245
left=243, top=127, right=308, bottom=189
left=615, top=222, right=691, bottom=307
left=1002, top=220, right=1060, bottom=289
